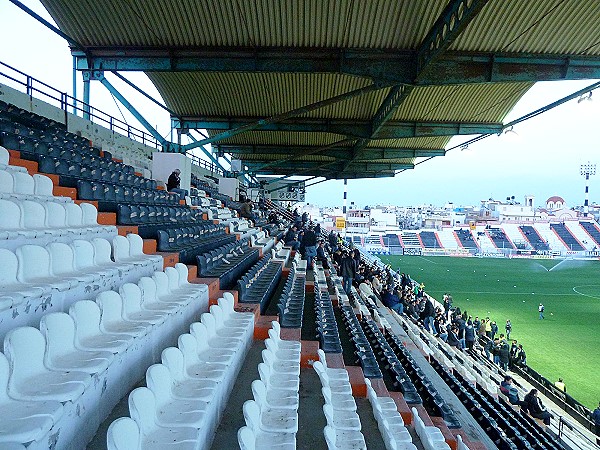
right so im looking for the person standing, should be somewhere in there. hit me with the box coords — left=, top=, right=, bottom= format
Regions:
left=554, top=378, right=566, bottom=393
left=302, top=225, right=317, bottom=269
left=340, top=250, right=356, bottom=295
left=539, top=303, right=545, bottom=320
left=505, top=319, right=512, bottom=340
left=490, top=321, right=498, bottom=341
left=465, top=320, right=475, bottom=350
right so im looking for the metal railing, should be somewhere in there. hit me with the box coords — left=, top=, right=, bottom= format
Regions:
left=0, top=60, right=161, bottom=149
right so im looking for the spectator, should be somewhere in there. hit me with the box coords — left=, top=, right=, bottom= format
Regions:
left=490, top=321, right=498, bottom=340
left=303, top=225, right=318, bottom=269
left=447, top=325, right=461, bottom=348
left=382, top=287, right=403, bottom=314
left=523, top=389, right=551, bottom=425
left=505, top=319, right=512, bottom=340
left=284, top=226, right=300, bottom=250
left=240, top=198, right=257, bottom=224
left=500, top=376, right=522, bottom=406
left=339, top=251, right=356, bottom=295
left=421, top=296, right=437, bottom=335
left=166, top=169, right=188, bottom=200
left=497, top=335, right=510, bottom=371
left=316, top=241, right=329, bottom=269
left=592, top=402, right=600, bottom=439
left=465, top=321, right=475, bottom=350
left=485, top=319, right=492, bottom=338
left=539, top=303, right=545, bottom=320
left=554, top=378, right=566, bottom=393
left=328, top=231, right=338, bottom=252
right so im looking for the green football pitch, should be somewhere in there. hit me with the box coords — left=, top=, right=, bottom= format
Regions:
left=378, top=254, right=600, bottom=409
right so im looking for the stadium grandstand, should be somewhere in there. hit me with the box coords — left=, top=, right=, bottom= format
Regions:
left=0, top=1, right=600, bottom=449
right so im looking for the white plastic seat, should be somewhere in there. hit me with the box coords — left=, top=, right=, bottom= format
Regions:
left=90, top=238, right=128, bottom=277
left=137, top=276, right=180, bottom=312
left=16, top=245, right=71, bottom=291
left=323, top=404, right=361, bottom=431
left=96, top=290, right=150, bottom=337
left=262, top=349, right=300, bottom=376
left=270, top=322, right=302, bottom=352
left=3, top=327, right=90, bottom=402
left=128, top=387, right=199, bottom=450
left=32, top=173, right=70, bottom=203
left=112, top=235, right=152, bottom=269
left=177, top=334, right=227, bottom=382
left=0, top=352, right=63, bottom=445
left=218, top=293, right=254, bottom=327
left=0, top=170, right=15, bottom=197
left=48, top=242, right=98, bottom=286
left=322, top=386, right=357, bottom=412
left=190, top=322, right=237, bottom=365
left=243, top=399, right=298, bottom=441
left=318, top=349, right=350, bottom=382
left=70, top=239, right=113, bottom=281
left=127, top=233, right=163, bottom=266
left=164, top=266, right=199, bottom=301
left=106, top=417, right=140, bottom=450
left=40, top=312, right=113, bottom=374
left=242, top=400, right=296, bottom=449
left=119, top=283, right=167, bottom=325
left=252, top=379, right=299, bottom=410
left=252, top=390, right=298, bottom=433
left=258, top=362, right=300, bottom=392
left=20, top=200, right=54, bottom=238
left=314, top=362, right=352, bottom=395
left=266, top=332, right=301, bottom=361
left=146, top=364, right=209, bottom=428
left=200, top=312, right=244, bottom=345
left=210, top=304, right=247, bottom=337
left=0, top=248, right=45, bottom=304
left=323, top=425, right=366, bottom=450
left=161, top=347, right=218, bottom=402
left=69, top=300, right=132, bottom=353
left=152, top=271, right=188, bottom=306
left=12, top=172, right=35, bottom=197
left=80, top=202, right=115, bottom=234
left=174, top=263, right=207, bottom=296
left=0, top=199, right=25, bottom=240
left=44, top=202, right=81, bottom=237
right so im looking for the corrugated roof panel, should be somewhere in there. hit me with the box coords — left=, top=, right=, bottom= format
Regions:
left=148, top=72, right=383, bottom=119
left=239, top=153, right=336, bottom=162
left=391, top=83, right=533, bottom=123
left=41, top=0, right=447, bottom=49
left=452, top=0, right=600, bottom=54
left=369, top=137, right=451, bottom=149
left=209, top=131, right=345, bottom=147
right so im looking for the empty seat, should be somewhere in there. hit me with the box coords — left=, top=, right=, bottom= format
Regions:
left=32, top=173, right=70, bottom=203
left=69, top=301, right=132, bottom=353
left=96, top=290, right=150, bottom=338
left=106, top=417, right=140, bottom=450
left=16, top=245, right=72, bottom=292
left=3, top=327, right=90, bottom=402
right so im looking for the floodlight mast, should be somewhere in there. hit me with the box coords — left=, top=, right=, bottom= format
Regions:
left=580, top=162, right=596, bottom=217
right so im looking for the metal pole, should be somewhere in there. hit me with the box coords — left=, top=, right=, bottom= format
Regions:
left=72, top=56, right=77, bottom=115
left=82, top=77, right=90, bottom=120
left=580, top=162, right=596, bottom=218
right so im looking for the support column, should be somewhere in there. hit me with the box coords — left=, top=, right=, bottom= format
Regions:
left=82, top=74, right=90, bottom=120
left=72, top=56, right=78, bottom=116
left=580, top=162, right=596, bottom=218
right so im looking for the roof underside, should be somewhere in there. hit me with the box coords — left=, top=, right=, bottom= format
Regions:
left=41, top=0, right=600, bottom=179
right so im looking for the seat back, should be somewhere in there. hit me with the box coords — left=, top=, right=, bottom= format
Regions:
left=0, top=199, right=21, bottom=230
left=242, top=400, right=261, bottom=432
left=161, top=347, right=186, bottom=383
left=237, top=426, right=256, bottom=450
left=40, top=312, right=77, bottom=359
left=48, top=242, right=76, bottom=276
left=174, top=263, right=190, bottom=286
left=0, top=249, right=19, bottom=288
left=209, top=304, right=226, bottom=328
left=177, top=333, right=200, bottom=369
left=112, top=235, right=131, bottom=262
left=21, top=200, right=46, bottom=229
left=44, top=202, right=67, bottom=228
left=0, top=170, right=14, bottom=194
left=0, top=352, right=12, bottom=402
left=145, top=364, right=173, bottom=407
left=64, top=203, right=84, bottom=227
left=138, top=277, right=158, bottom=305
left=119, top=283, right=143, bottom=316
left=72, top=239, right=97, bottom=270
left=69, top=300, right=102, bottom=342
left=12, top=172, right=34, bottom=195
left=96, top=290, right=125, bottom=326
left=164, top=267, right=180, bottom=292
left=189, top=322, right=210, bottom=353
left=126, top=233, right=144, bottom=256
left=128, top=387, right=157, bottom=435
left=32, top=174, right=54, bottom=197
left=200, top=312, right=218, bottom=337
left=152, top=271, right=171, bottom=299
left=3, top=327, right=47, bottom=387
left=0, top=146, right=8, bottom=165
left=91, top=238, right=113, bottom=266
left=80, top=202, right=99, bottom=226
left=16, top=245, right=51, bottom=282
left=106, top=417, right=141, bottom=450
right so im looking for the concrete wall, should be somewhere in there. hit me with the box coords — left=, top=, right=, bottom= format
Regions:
left=152, top=152, right=191, bottom=190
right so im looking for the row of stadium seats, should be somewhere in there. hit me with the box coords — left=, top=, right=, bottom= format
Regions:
left=107, top=294, right=253, bottom=450
left=237, top=254, right=282, bottom=312
left=277, top=265, right=306, bottom=328
left=77, top=180, right=178, bottom=211
left=0, top=166, right=70, bottom=204
left=157, top=223, right=235, bottom=264
left=117, top=203, right=206, bottom=238
left=340, top=304, right=383, bottom=379
left=314, top=279, right=343, bottom=353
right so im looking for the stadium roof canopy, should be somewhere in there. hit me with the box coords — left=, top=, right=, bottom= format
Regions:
left=41, top=0, right=600, bottom=180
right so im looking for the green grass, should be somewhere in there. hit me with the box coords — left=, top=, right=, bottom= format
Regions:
left=379, top=255, right=600, bottom=409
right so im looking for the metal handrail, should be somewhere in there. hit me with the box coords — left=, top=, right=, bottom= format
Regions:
left=0, top=60, right=161, bottom=148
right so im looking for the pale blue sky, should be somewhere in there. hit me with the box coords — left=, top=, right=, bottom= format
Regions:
left=1, top=0, right=599, bottom=209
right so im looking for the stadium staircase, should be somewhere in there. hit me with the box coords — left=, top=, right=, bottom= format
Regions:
left=519, top=225, right=550, bottom=251
left=579, top=221, right=600, bottom=248
left=473, top=228, right=496, bottom=252
left=401, top=231, right=422, bottom=248
left=564, top=221, right=595, bottom=250
left=437, top=227, right=459, bottom=249
left=534, top=223, right=567, bottom=252
left=550, top=223, right=585, bottom=252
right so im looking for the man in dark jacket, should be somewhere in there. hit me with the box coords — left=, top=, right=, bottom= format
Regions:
left=284, top=226, right=300, bottom=250
left=316, top=241, right=329, bottom=269
left=421, top=297, right=437, bottom=334
left=340, top=251, right=356, bottom=294
left=500, top=376, right=522, bottom=405
left=382, top=288, right=403, bottom=314
left=166, top=169, right=188, bottom=200
left=523, top=389, right=551, bottom=425
left=464, top=321, right=476, bottom=350
left=302, top=225, right=318, bottom=269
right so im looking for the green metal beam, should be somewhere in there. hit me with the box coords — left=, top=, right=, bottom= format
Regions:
left=74, top=48, right=600, bottom=84
left=221, top=145, right=445, bottom=160
left=181, top=83, right=387, bottom=150
left=246, top=161, right=414, bottom=172
left=178, top=117, right=502, bottom=139
left=416, top=0, right=490, bottom=77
